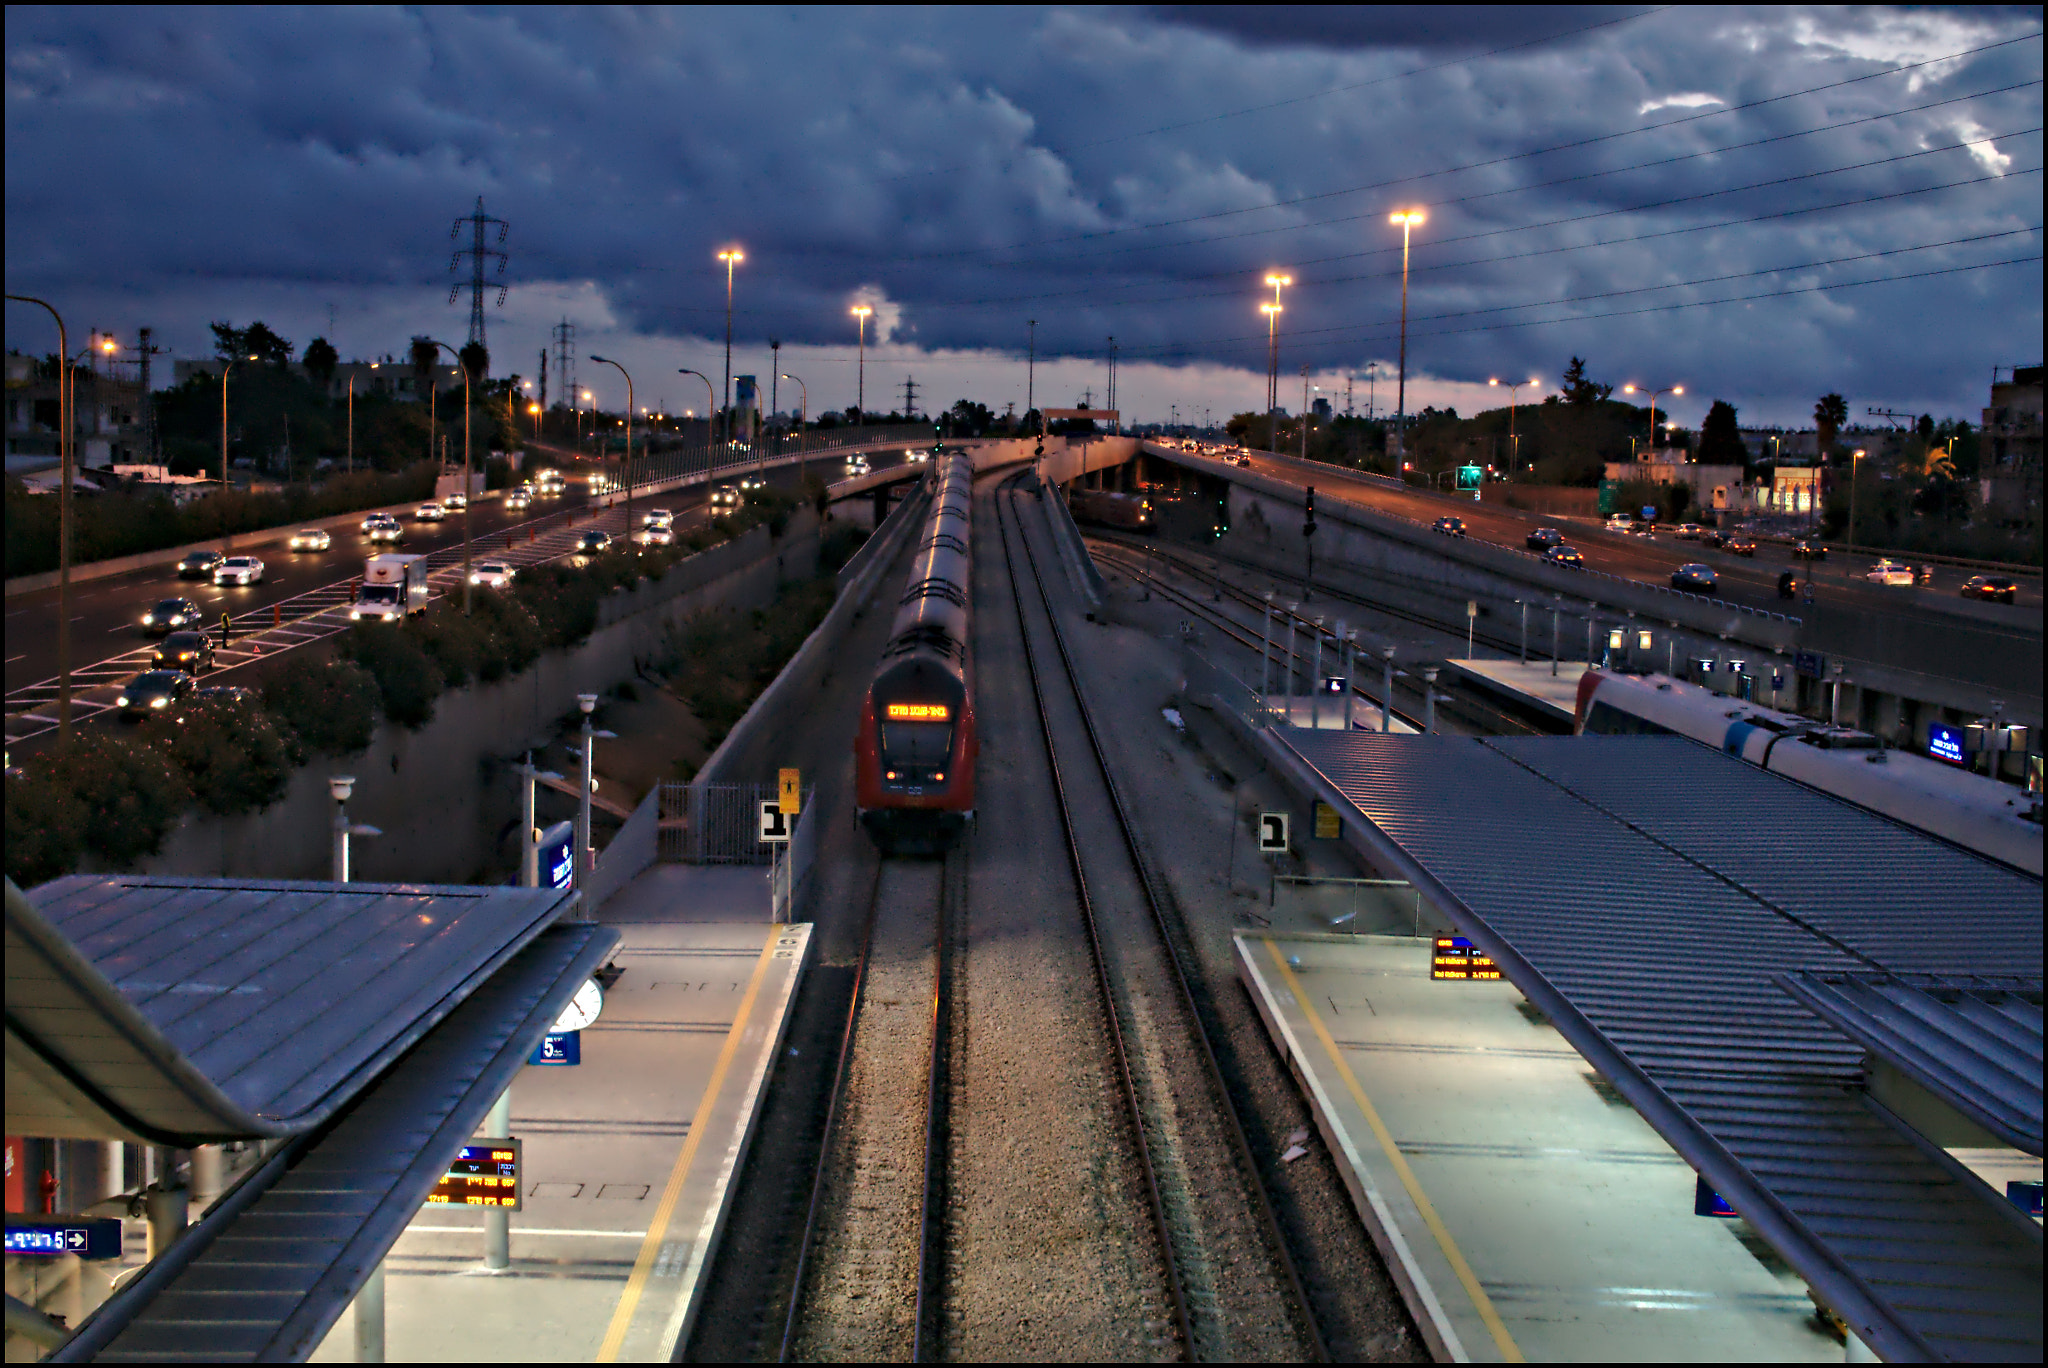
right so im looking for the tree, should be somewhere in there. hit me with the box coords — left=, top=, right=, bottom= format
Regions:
left=1697, top=399, right=1746, bottom=468
left=459, top=339, right=489, bottom=384
left=302, top=336, right=339, bottom=389
left=1813, top=392, right=1848, bottom=460
left=410, top=336, right=439, bottom=400
left=947, top=399, right=993, bottom=436
left=1561, top=357, right=1612, bottom=406
left=240, top=321, right=293, bottom=366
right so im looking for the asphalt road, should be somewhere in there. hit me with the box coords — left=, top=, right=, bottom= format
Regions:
left=4, top=443, right=922, bottom=697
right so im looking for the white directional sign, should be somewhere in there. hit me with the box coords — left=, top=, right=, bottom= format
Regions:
left=759, top=800, right=792, bottom=844
left=1258, top=811, right=1290, bottom=854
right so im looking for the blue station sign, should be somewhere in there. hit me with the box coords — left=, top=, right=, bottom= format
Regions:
left=529, top=1031, right=582, bottom=1066
left=537, top=819, right=576, bottom=891
left=1927, top=721, right=1968, bottom=766
left=5, top=1217, right=123, bottom=1260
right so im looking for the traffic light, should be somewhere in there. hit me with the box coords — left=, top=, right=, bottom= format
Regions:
left=1303, top=485, right=1317, bottom=539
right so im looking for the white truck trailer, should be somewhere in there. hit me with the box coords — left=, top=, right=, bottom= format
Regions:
left=351, top=553, right=431, bottom=621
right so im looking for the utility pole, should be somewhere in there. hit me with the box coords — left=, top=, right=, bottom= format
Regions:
left=552, top=320, right=576, bottom=418
left=448, top=196, right=508, bottom=349
left=769, top=340, right=781, bottom=432
left=1345, top=371, right=1354, bottom=418
left=1027, top=320, right=1036, bottom=419
left=538, top=349, right=548, bottom=417
left=902, top=375, right=919, bottom=421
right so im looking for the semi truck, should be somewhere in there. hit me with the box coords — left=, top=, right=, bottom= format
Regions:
left=351, top=553, right=431, bottom=621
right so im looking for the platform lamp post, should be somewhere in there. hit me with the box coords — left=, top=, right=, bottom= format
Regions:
left=421, top=340, right=477, bottom=611
left=589, top=355, right=635, bottom=533
left=1345, top=630, right=1359, bottom=731
left=851, top=304, right=873, bottom=425
left=780, top=372, right=808, bottom=485
left=573, top=695, right=617, bottom=912
left=678, top=368, right=716, bottom=478
left=1550, top=596, right=1563, bottom=676
left=1311, top=614, right=1326, bottom=729
left=1388, top=209, right=1425, bottom=461
left=6, top=294, right=77, bottom=741
left=1381, top=646, right=1397, bottom=732
left=328, top=777, right=382, bottom=882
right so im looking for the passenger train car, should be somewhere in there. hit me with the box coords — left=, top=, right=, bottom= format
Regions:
left=1065, top=485, right=1155, bottom=532
left=855, top=452, right=979, bottom=854
left=1576, top=670, right=2043, bottom=875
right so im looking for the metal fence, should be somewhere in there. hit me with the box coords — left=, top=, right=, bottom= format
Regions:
left=657, top=780, right=818, bottom=869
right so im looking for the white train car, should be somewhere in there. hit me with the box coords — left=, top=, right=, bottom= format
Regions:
left=1575, top=670, right=2043, bottom=876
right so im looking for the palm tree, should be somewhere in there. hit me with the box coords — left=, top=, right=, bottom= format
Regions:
left=1813, top=392, right=1848, bottom=460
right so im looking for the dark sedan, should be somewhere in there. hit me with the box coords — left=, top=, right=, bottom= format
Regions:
left=1718, top=536, right=1757, bottom=557
left=1791, top=538, right=1827, bottom=560
left=1526, top=527, right=1564, bottom=551
left=1960, top=575, right=2020, bottom=604
left=574, top=531, right=613, bottom=560
left=1543, top=544, right=1585, bottom=568
left=176, top=549, right=224, bottom=579
left=141, top=597, right=202, bottom=636
left=116, top=669, right=194, bottom=719
left=1433, top=516, right=1467, bottom=536
left=1672, top=563, right=1718, bottom=593
left=151, top=631, right=216, bottom=673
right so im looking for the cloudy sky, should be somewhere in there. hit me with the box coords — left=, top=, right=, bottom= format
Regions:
left=5, top=5, right=2041, bottom=430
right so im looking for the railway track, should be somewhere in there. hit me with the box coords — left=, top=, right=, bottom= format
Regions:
left=997, top=480, right=1327, bottom=1361
left=1089, top=533, right=1546, bottom=736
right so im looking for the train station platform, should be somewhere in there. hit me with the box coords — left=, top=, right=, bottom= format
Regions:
left=311, top=867, right=809, bottom=1363
left=1235, top=930, right=1842, bottom=1363
left=1270, top=695, right=1420, bottom=733
left=1439, top=658, right=1587, bottom=726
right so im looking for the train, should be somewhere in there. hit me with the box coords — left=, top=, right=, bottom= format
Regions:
left=1065, top=485, right=1155, bottom=532
left=1575, top=669, right=2043, bottom=875
left=855, top=451, right=979, bottom=854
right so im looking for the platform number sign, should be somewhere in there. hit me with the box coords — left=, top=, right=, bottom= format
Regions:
left=759, top=800, right=792, bottom=844
left=1257, top=812, right=1290, bottom=855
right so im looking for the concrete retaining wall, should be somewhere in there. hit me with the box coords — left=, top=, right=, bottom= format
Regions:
left=128, top=515, right=820, bottom=885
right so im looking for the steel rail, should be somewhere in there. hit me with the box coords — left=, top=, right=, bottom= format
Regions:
left=995, top=485, right=1196, bottom=1361
left=1008, top=485, right=1332, bottom=1360
left=911, top=849, right=959, bottom=1362
left=776, top=860, right=885, bottom=1364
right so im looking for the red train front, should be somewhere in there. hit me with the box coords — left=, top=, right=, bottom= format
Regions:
left=856, top=451, right=977, bottom=854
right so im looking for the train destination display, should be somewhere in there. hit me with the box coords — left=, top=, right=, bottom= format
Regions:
left=427, top=1140, right=522, bottom=1209
left=1431, top=935, right=1501, bottom=981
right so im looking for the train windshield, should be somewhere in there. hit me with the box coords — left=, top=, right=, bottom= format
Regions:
left=880, top=720, right=953, bottom=766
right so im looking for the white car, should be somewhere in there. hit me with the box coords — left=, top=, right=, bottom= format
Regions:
left=367, top=521, right=403, bottom=543
left=288, top=528, right=331, bottom=552
left=845, top=455, right=870, bottom=476
left=1605, top=515, right=1635, bottom=531
left=416, top=502, right=448, bottom=521
left=633, top=525, right=675, bottom=547
left=213, top=555, right=264, bottom=586
left=444, top=492, right=468, bottom=510
left=469, top=560, right=515, bottom=589
left=905, top=448, right=929, bottom=464
left=643, top=508, right=675, bottom=529
left=1866, top=559, right=1917, bottom=586
left=505, top=489, right=532, bottom=511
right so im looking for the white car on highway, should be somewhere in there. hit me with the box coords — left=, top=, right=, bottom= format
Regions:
left=288, top=528, right=331, bottom=552
left=643, top=508, right=675, bottom=529
left=213, top=555, right=265, bottom=586
left=445, top=492, right=469, bottom=510
left=845, top=454, right=871, bottom=476
left=468, top=560, right=516, bottom=589
left=416, top=501, right=448, bottom=522
left=1866, top=559, right=1918, bottom=586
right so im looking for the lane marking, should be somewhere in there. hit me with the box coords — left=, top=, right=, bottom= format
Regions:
left=595, top=924, right=780, bottom=1361
left=1265, top=938, right=1525, bottom=1362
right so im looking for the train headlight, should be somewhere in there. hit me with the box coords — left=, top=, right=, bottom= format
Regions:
left=934, top=772, right=945, bottom=782
left=886, top=771, right=897, bottom=781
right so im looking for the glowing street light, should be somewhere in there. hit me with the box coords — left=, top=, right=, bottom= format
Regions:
left=852, top=304, right=873, bottom=424
left=1389, top=209, right=1426, bottom=458
left=1489, top=377, right=1543, bottom=472
left=1263, top=272, right=1292, bottom=450
left=1621, top=383, right=1684, bottom=453
left=717, top=247, right=744, bottom=447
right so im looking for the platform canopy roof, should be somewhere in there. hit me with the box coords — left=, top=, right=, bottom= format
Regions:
left=1278, top=729, right=2043, bottom=1363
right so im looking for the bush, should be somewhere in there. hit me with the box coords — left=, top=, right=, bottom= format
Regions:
left=154, top=697, right=293, bottom=816
left=4, top=733, right=189, bottom=881
left=4, top=762, right=89, bottom=888
left=820, top=523, right=870, bottom=575
left=263, top=656, right=380, bottom=758
left=338, top=622, right=445, bottom=728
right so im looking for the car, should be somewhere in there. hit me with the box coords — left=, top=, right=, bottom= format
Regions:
left=1671, top=563, right=1718, bottom=593
left=1604, top=514, right=1635, bottom=531
left=469, top=560, right=516, bottom=589
left=116, top=669, right=194, bottom=719
left=739, top=475, right=767, bottom=492
left=633, top=525, right=676, bottom=547
left=1791, top=537, right=1827, bottom=560
left=1626, top=523, right=1657, bottom=539
left=710, top=485, right=741, bottom=515
left=141, top=597, right=202, bottom=636
left=1718, top=535, right=1757, bottom=557
left=844, top=455, right=870, bottom=476
left=505, top=489, right=532, bottom=511
left=367, top=521, right=403, bottom=544
left=195, top=684, right=256, bottom=705
left=1235, top=453, right=1252, bottom=467
left=177, top=549, right=224, bottom=579
left=360, top=512, right=397, bottom=532
left=1544, top=544, right=1586, bottom=568
left=151, top=630, right=216, bottom=672
left=905, top=448, right=929, bottom=464
left=1433, top=516, right=1467, bottom=536
left=1672, top=523, right=1704, bottom=540
left=1866, top=559, right=1917, bottom=586
left=1960, top=575, right=2019, bottom=604
left=415, top=502, right=448, bottom=522
left=288, top=527, right=332, bottom=552
left=213, top=555, right=264, bottom=586
left=642, top=508, right=675, bottom=529
left=574, top=531, right=612, bottom=559
left=1526, top=527, right=1564, bottom=551
left=444, top=492, right=469, bottom=510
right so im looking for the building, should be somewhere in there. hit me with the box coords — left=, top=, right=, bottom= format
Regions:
left=1981, top=363, right=2042, bottom=523
left=5, top=351, right=149, bottom=475
left=1602, top=451, right=1748, bottom=514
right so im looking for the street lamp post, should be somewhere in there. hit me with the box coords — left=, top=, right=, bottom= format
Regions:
left=1489, top=377, right=1542, bottom=473
left=678, top=368, right=715, bottom=477
left=1301, top=368, right=1312, bottom=461
left=1621, top=383, right=1685, bottom=456
left=1846, top=447, right=1867, bottom=553
left=1389, top=210, right=1425, bottom=460
left=7, top=295, right=74, bottom=739
left=852, top=305, right=872, bottom=423
left=717, top=248, right=744, bottom=449
left=781, top=373, right=809, bottom=485
left=422, top=340, right=476, bottom=611
left=590, top=355, right=635, bottom=534
left=1262, top=271, right=1291, bottom=451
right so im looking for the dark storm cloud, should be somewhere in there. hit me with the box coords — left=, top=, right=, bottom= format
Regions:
left=5, top=5, right=2042, bottom=423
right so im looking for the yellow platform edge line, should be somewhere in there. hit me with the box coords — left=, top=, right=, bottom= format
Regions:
left=1265, top=937, right=1525, bottom=1363
left=596, top=924, right=781, bottom=1361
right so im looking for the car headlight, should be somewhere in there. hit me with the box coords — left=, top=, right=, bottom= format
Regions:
left=350, top=609, right=361, bottom=619
left=117, top=696, right=129, bottom=707
left=150, top=696, right=168, bottom=708
left=142, top=614, right=154, bottom=624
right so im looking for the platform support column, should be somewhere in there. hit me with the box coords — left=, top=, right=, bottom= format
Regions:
left=484, top=1087, right=512, bottom=1271
left=354, top=1260, right=386, bottom=1361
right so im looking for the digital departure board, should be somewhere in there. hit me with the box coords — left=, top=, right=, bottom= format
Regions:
left=886, top=702, right=949, bottom=720
left=426, top=1140, right=522, bottom=1209
left=1431, top=936, right=1500, bottom=981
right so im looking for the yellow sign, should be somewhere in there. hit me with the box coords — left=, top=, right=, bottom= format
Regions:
left=1313, top=801, right=1340, bottom=839
left=778, top=768, right=801, bottom=815
left=886, top=702, right=950, bottom=720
